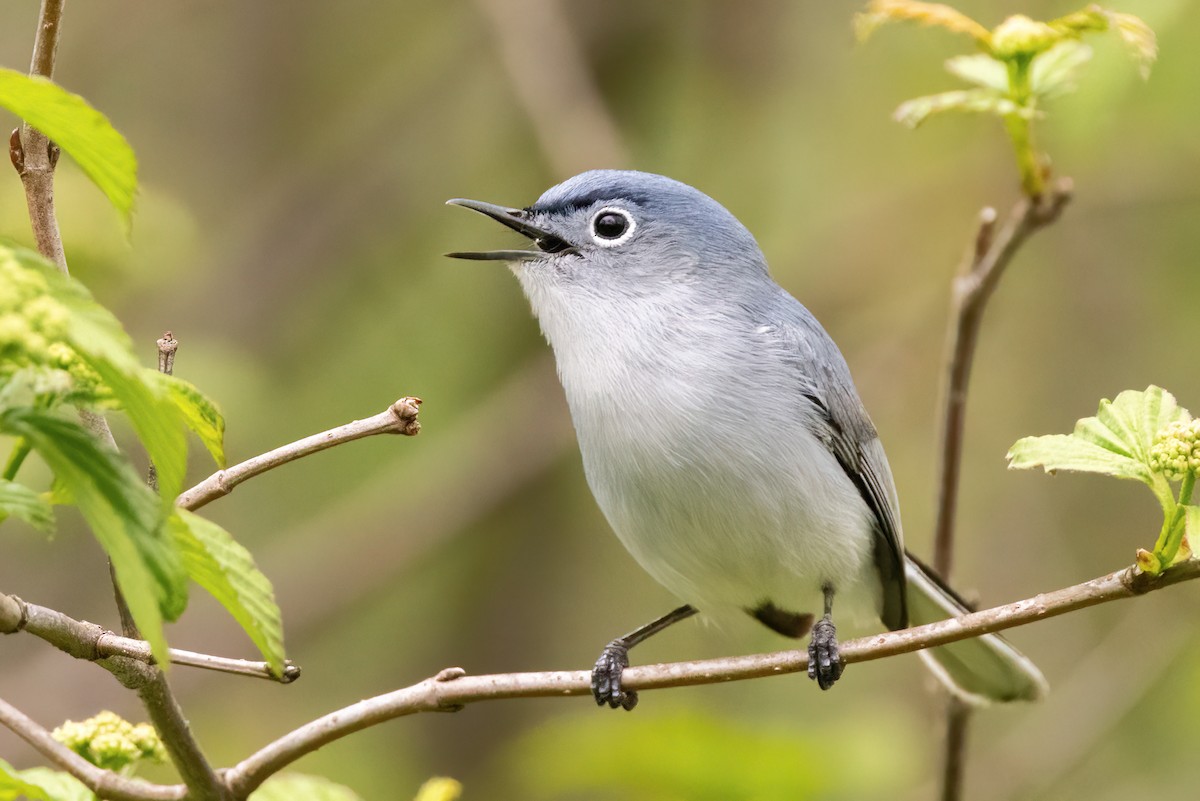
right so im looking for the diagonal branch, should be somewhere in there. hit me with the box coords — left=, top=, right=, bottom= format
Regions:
left=0, top=696, right=185, bottom=801
left=224, top=559, right=1200, bottom=798
left=176, top=397, right=422, bottom=512
left=0, top=592, right=299, bottom=683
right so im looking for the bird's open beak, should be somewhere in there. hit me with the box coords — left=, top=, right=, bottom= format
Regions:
left=445, top=198, right=577, bottom=261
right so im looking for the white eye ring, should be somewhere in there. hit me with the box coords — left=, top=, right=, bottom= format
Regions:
left=590, top=207, right=637, bottom=247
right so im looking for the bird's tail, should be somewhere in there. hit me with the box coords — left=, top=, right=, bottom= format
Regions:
left=904, top=555, right=1047, bottom=704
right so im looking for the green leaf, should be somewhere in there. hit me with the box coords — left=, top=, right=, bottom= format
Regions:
left=0, top=478, right=55, bottom=532
left=0, top=408, right=185, bottom=662
left=1030, top=41, right=1093, bottom=98
left=171, top=509, right=285, bottom=675
left=854, top=1, right=992, bottom=45
left=1008, top=387, right=1188, bottom=516
left=148, top=372, right=226, bottom=468
left=6, top=244, right=190, bottom=503
left=0, top=760, right=95, bottom=801
left=1106, top=10, right=1157, bottom=79
left=0, top=69, right=137, bottom=230
left=249, top=774, right=362, bottom=801
left=894, top=89, right=1030, bottom=129
left=944, top=54, right=1008, bottom=92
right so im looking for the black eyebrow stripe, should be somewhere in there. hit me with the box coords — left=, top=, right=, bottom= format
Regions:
left=531, top=189, right=653, bottom=214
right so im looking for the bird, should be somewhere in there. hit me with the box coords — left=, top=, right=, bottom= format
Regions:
left=446, top=170, right=1046, bottom=710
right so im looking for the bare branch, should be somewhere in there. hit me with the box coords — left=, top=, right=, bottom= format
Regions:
left=1, top=592, right=299, bottom=683
left=225, top=560, right=1200, bottom=797
left=176, top=397, right=422, bottom=512
left=930, top=180, right=1073, bottom=801
left=0, top=696, right=185, bottom=801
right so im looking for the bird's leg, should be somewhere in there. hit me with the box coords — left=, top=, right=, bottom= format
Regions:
left=592, top=604, right=697, bottom=710
left=807, top=583, right=844, bottom=690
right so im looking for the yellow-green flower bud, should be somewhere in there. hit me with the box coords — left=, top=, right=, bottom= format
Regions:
left=1149, top=419, right=1200, bottom=480
left=21, top=295, right=71, bottom=339
left=51, top=711, right=165, bottom=773
left=0, top=313, right=36, bottom=351
left=991, top=14, right=1061, bottom=59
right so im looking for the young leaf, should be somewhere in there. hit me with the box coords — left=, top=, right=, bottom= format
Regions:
left=414, top=778, right=463, bottom=801
left=0, top=69, right=137, bottom=230
left=1106, top=11, right=1157, bottom=78
left=1030, top=41, right=1093, bottom=98
left=0, top=408, right=186, bottom=662
left=1008, top=387, right=1187, bottom=516
left=0, top=478, right=55, bottom=532
left=148, top=372, right=226, bottom=468
left=894, top=89, right=1027, bottom=129
left=171, top=510, right=286, bottom=675
left=248, top=774, right=362, bottom=801
left=944, top=54, right=1008, bottom=91
left=0, top=759, right=95, bottom=801
left=855, top=0, right=991, bottom=45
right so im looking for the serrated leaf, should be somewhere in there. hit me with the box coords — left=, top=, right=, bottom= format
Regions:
left=944, top=54, right=1008, bottom=91
left=171, top=509, right=285, bottom=675
left=0, top=478, right=55, bottom=532
left=248, top=774, right=361, bottom=801
left=855, top=1, right=991, bottom=45
left=1106, top=11, right=1157, bottom=79
left=0, top=409, right=185, bottom=662
left=6, top=244, right=189, bottom=503
left=1007, top=433, right=1150, bottom=481
left=1030, top=41, right=1093, bottom=98
left=0, top=69, right=136, bottom=231
left=148, top=372, right=226, bottom=468
left=894, top=89, right=1029, bottom=128
left=0, top=759, right=95, bottom=801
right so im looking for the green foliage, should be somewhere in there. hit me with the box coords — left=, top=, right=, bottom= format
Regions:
left=856, top=1, right=1156, bottom=195
left=0, top=241, right=280, bottom=668
left=249, top=773, right=364, bottom=801
left=1008, top=387, right=1197, bottom=574
left=51, top=711, right=165, bottom=774
left=0, top=477, right=54, bottom=531
left=171, top=510, right=287, bottom=675
left=0, top=69, right=137, bottom=231
left=0, top=760, right=93, bottom=801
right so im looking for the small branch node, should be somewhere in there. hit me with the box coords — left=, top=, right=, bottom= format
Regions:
left=280, top=663, right=303, bottom=684
left=46, top=139, right=59, bottom=168
left=974, top=207, right=999, bottom=259
left=435, top=666, right=467, bottom=682
left=9, top=128, right=24, bottom=173
left=0, top=593, right=28, bottom=633
left=156, top=331, right=178, bottom=375
left=389, top=396, right=423, bottom=436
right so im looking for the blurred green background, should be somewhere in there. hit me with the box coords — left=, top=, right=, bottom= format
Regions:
left=2, top=1, right=1199, bottom=799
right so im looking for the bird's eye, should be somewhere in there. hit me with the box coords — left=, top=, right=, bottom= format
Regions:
left=590, top=207, right=636, bottom=247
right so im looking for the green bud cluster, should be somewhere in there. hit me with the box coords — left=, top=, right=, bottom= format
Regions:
left=0, top=254, right=101, bottom=402
left=1149, top=419, right=1200, bottom=481
left=51, top=710, right=166, bottom=772
left=990, top=14, right=1062, bottom=59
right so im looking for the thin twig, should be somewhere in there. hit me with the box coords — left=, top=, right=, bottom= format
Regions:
left=224, top=560, right=1200, bottom=798
left=930, top=179, right=1072, bottom=801
left=0, top=697, right=185, bottom=801
left=0, top=592, right=300, bottom=683
left=175, top=397, right=422, bottom=512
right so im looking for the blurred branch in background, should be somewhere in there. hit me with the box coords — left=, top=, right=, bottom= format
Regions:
left=472, top=0, right=628, bottom=176
left=932, top=181, right=1073, bottom=801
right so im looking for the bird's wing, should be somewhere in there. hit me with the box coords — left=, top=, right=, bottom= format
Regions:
left=772, top=308, right=909, bottom=630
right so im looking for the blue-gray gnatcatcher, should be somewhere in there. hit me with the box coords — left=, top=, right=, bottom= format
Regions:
left=448, top=170, right=1046, bottom=709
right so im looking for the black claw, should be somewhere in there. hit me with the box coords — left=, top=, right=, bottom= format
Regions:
left=807, top=615, right=844, bottom=691
left=592, top=641, right=638, bottom=710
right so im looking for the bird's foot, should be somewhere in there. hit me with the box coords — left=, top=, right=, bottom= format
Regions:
left=807, top=614, right=844, bottom=691
left=592, top=640, right=638, bottom=710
